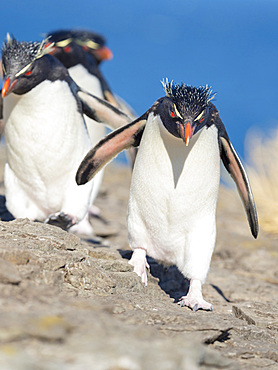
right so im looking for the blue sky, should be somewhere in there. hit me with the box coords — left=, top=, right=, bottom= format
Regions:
left=1, top=0, right=278, bottom=159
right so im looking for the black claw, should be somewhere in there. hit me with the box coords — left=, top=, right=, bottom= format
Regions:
left=193, top=304, right=199, bottom=312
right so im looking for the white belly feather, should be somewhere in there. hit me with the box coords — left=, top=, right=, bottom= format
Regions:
left=69, top=64, right=106, bottom=201
left=69, top=65, right=106, bottom=145
left=4, top=80, right=93, bottom=221
left=127, top=113, right=221, bottom=282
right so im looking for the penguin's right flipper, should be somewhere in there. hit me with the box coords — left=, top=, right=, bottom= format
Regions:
left=77, top=89, right=132, bottom=130
left=76, top=114, right=147, bottom=185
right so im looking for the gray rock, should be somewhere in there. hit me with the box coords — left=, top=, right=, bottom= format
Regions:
left=0, top=257, right=21, bottom=284
left=0, top=163, right=276, bottom=369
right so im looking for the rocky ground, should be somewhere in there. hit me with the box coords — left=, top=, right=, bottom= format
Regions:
left=0, top=150, right=277, bottom=369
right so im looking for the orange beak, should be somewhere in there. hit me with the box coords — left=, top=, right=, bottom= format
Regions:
left=93, top=46, right=113, bottom=61
left=2, top=77, right=18, bottom=98
left=2, top=77, right=11, bottom=98
left=185, top=121, right=192, bottom=146
left=178, top=121, right=193, bottom=146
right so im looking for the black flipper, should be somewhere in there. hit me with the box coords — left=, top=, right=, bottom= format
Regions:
left=76, top=113, right=148, bottom=185
left=77, top=88, right=131, bottom=130
left=220, top=136, right=259, bottom=238
left=208, top=104, right=259, bottom=238
left=210, top=107, right=259, bottom=238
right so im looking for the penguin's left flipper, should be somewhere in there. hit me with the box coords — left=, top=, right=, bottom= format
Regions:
left=77, top=89, right=132, bottom=130
left=220, top=136, right=259, bottom=239
left=76, top=114, right=147, bottom=185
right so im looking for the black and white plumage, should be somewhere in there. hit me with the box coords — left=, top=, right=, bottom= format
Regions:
left=76, top=79, right=258, bottom=311
left=46, top=29, right=113, bottom=95
left=47, top=29, right=136, bottom=117
left=1, top=35, right=130, bottom=231
left=46, top=30, right=136, bottom=230
left=69, top=29, right=113, bottom=65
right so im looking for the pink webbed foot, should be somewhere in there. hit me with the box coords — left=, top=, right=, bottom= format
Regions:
left=88, top=204, right=101, bottom=217
left=128, top=248, right=149, bottom=287
left=69, top=214, right=94, bottom=236
left=178, top=279, right=214, bottom=312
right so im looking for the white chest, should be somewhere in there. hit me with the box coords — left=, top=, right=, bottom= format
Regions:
left=131, top=114, right=220, bottom=206
left=68, top=65, right=106, bottom=146
left=128, top=114, right=221, bottom=264
left=69, top=65, right=103, bottom=98
left=3, top=80, right=91, bottom=184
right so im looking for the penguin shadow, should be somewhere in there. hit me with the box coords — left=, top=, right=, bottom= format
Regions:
left=119, top=249, right=231, bottom=303
left=148, top=260, right=190, bottom=302
left=119, top=249, right=189, bottom=302
left=0, top=195, right=14, bottom=221
left=210, top=284, right=231, bottom=303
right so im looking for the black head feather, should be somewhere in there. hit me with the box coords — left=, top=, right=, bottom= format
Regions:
left=46, top=30, right=73, bottom=44
left=71, top=30, right=106, bottom=49
left=47, top=29, right=106, bottom=50
left=162, top=79, right=215, bottom=119
left=1, top=35, right=51, bottom=78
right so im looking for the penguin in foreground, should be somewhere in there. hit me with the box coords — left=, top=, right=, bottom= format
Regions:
left=1, top=35, right=130, bottom=231
left=76, top=80, right=259, bottom=311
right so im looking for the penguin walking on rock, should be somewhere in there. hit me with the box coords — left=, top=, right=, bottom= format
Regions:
left=1, top=35, right=129, bottom=231
left=46, top=29, right=136, bottom=229
left=76, top=80, right=259, bottom=311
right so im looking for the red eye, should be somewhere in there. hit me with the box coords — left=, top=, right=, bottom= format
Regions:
left=26, top=71, right=31, bottom=76
left=200, top=117, right=204, bottom=123
left=170, top=111, right=175, bottom=118
left=64, top=46, right=72, bottom=53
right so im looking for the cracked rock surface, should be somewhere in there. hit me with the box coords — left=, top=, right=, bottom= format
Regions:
left=0, top=158, right=277, bottom=369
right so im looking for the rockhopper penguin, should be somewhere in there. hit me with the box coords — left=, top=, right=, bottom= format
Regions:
left=46, top=29, right=136, bottom=231
left=64, top=29, right=136, bottom=115
left=46, top=29, right=115, bottom=108
left=46, top=30, right=115, bottom=218
left=76, top=80, right=259, bottom=311
left=1, top=35, right=130, bottom=231
left=70, top=29, right=113, bottom=65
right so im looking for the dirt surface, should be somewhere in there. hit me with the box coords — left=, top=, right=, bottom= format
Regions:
left=0, top=149, right=277, bottom=369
